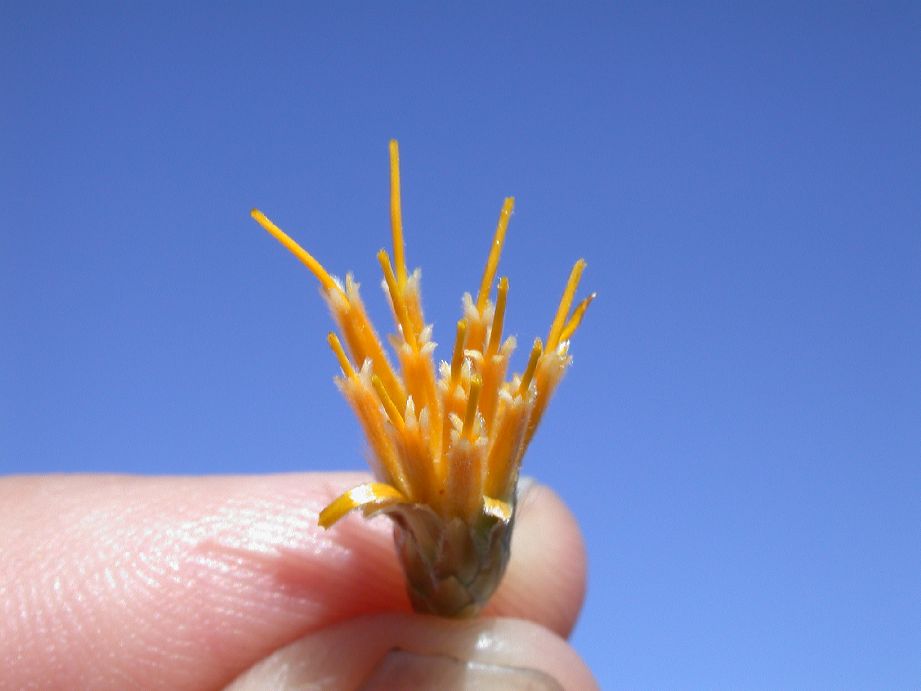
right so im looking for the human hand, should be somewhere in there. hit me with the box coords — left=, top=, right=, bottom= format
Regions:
left=1, top=473, right=596, bottom=689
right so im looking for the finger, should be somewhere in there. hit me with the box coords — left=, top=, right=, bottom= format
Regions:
left=226, top=613, right=598, bottom=690
left=1, top=473, right=586, bottom=690
left=484, top=480, right=587, bottom=636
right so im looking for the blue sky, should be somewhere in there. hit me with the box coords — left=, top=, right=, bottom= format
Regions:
left=3, top=3, right=920, bottom=687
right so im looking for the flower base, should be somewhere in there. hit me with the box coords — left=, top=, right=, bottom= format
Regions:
left=385, top=503, right=514, bottom=617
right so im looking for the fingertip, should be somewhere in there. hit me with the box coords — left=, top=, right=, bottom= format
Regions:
left=487, top=482, right=588, bottom=637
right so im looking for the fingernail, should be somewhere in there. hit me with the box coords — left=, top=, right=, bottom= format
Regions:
left=517, top=474, right=537, bottom=501
left=359, top=648, right=563, bottom=690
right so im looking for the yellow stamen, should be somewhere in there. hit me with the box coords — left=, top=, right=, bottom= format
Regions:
left=546, top=259, right=587, bottom=350
left=327, top=332, right=355, bottom=378
left=318, top=482, right=406, bottom=529
left=334, top=277, right=406, bottom=406
left=486, top=277, right=509, bottom=356
left=445, top=436, right=484, bottom=522
left=251, top=209, right=341, bottom=296
left=462, top=375, right=482, bottom=440
left=518, top=338, right=543, bottom=396
left=475, top=197, right=514, bottom=312
left=403, top=272, right=426, bottom=336
left=377, top=249, right=418, bottom=350
left=389, top=140, right=407, bottom=288
left=484, top=398, right=528, bottom=498
left=559, top=292, right=596, bottom=342
left=450, top=320, right=467, bottom=384
left=345, top=380, right=407, bottom=494
left=372, top=374, right=405, bottom=432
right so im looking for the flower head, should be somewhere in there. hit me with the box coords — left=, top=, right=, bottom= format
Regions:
left=252, top=141, right=592, bottom=616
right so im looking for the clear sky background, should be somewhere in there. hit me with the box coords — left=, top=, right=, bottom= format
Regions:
left=3, top=3, right=920, bottom=688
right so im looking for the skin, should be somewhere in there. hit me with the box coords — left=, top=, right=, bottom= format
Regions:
left=0, top=473, right=596, bottom=689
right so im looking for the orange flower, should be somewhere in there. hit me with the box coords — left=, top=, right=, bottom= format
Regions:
left=252, top=141, right=592, bottom=616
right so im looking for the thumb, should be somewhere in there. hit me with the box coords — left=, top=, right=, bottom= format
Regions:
left=227, top=613, right=598, bottom=690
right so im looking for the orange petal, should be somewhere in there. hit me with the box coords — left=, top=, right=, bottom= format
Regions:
left=483, top=495, right=513, bottom=522
left=318, top=482, right=407, bottom=528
